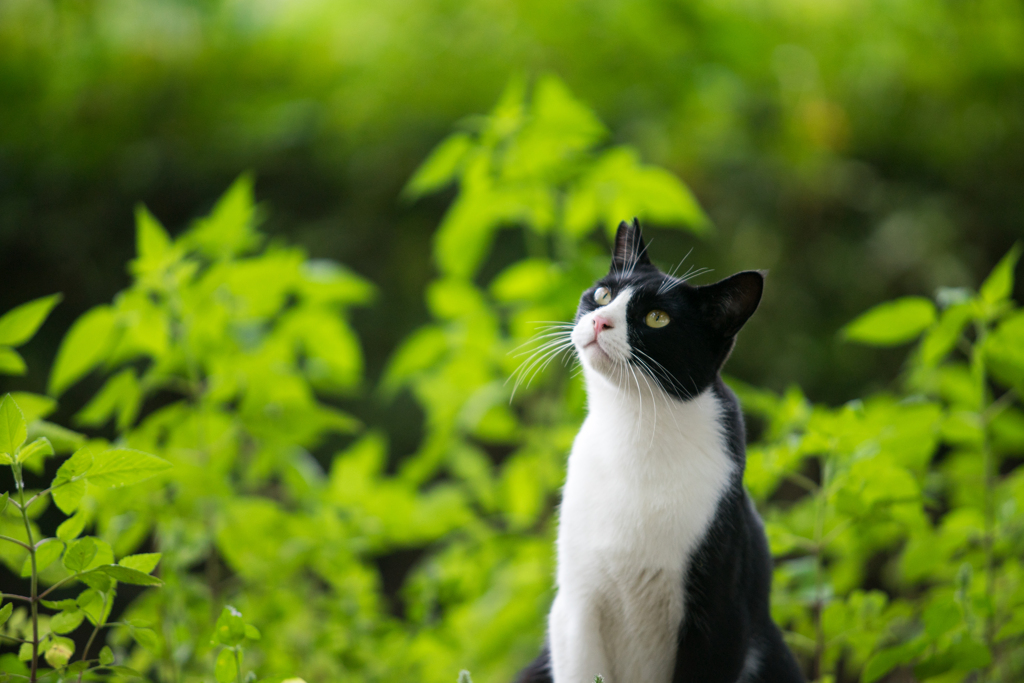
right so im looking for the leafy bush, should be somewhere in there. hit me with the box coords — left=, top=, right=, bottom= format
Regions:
left=1, top=76, right=1022, bottom=683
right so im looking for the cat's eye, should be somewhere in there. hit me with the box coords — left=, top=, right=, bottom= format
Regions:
left=594, top=287, right=612, bottom=306
left=645, top=310, right=670, bottom=328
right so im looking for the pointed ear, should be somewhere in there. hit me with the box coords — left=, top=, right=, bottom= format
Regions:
left=611, top=218, right=651, bottom=272
left=697, top=270, right=766, bottom=337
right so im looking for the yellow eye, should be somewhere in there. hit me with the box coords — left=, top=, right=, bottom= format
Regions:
left=645, top=310, right=670, bottom=328
left=594, top=287, right=612, bottom=306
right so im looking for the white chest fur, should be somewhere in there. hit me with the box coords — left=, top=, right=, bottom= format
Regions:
left=549, top=376, right=735, bottom=683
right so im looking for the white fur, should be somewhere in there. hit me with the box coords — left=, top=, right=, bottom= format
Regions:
left=550, top=288, right=736, bottom=683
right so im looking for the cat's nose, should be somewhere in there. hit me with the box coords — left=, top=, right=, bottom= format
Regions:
left=593, top=315, right=612, bottom=335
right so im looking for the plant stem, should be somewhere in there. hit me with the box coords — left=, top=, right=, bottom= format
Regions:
left=37, top=572, right=86, bottom=600
left=0, top=534, right=31, bottom=550
left=14, top=465, right=39, bottom=683
left=77, top=595, right=107, bottom=683
left=0, top=594, right=31, bottom=602
left=234, top=646, right=243, bottom=683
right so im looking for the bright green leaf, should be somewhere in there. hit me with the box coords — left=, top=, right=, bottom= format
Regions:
left=118, top=553, right=161, bottom=574
left=29, top=421, right=85, bottom=454
left=21, top=538, right=63, bottom=577
left=51, top=447, right=94, bottom=514
left=213, top=606, right=246, bottom=647
left=48, top=305, right=119, bottom=397
left=979, top=242, right=1021, bottom=305
left=49, top=609, right=85, bottom=635
left=9, top=393, right=57, bottom=423
left=16, top=437, right=53, bottom=465
left=97, top=564, right=163, bottom=585
left=215, top=648, right=237, bottom=683
left=63, top=537, right=97, bottom=573
left=0, top=294, right=61, bottom=347
left=0, top=602, right=12, bottom=627
left=99, top=646, right=114, bottom=666
left=86, top=448, right=171, bottom=488
left=0, top=394, right=27, bottom=461
left=405, top=133, right=474, bottom=199
left=130, top=627, right=159, bottom=650
left=244, top=624, right=260, bottom=641
left=0, top=347, right=27, bottom=376
left=842, top=297, right=937, bottom=346
left=56, top=510, right=88, bottom=542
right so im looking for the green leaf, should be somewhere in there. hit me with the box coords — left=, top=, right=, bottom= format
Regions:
left=97, top=564, right=163, bottom=586
left=0, top=295, right=61, bottom=347
left=0, top=347, right=27, bottom=376
left=49, top=609, right=85, bottom=635
left=86, top=448, right=171, bottom=488
left=41, top=599, right=78, bottom=610
left=132, top=206, right=174, bottom=274
left=74, top=369, right=141, bottom=431
left=979, top=242, right=1021, bottom=305
left=212, top=606, right=246, bottom=647
left=51, top=447, right=94, bottom=515
left=862, top=639, right=927, bottom=683
left=9, top=393, right=57, bottom=423
left=44, top=636, right=74, bottom=669
left=405, top=133, right=474, bottom=199
left=79, top=570, right=113, bottom=592
left=0, top=602, right=12, bottom=627
left=63, top=537, right=97, bottom=573
left=99, top=646, right=114, bottom=666
left=130, top=627, right=159, bottom=650
left=244, top=624, right=260, bottom=641
left=0, top=394, right=28, bottom=461
left=842, top=297, right=937, bottom=346
left=215, top=648, right=237, bottom=683
left=29, top=421, right=85, bottom=454
left=56, top=510, right=88, bottom=542
left=18, top=642, right=33, bottom=661
left=0, top=491, right=8, bottom=513
left=77, top=588, right=111, bottom=624
left=65, top=661, right=90, bottom=675
left=21, top=538, right=64, bottom=577
left=16, top=437, right=53, bottom=465
left=48, top=305, right=119, bottom=397
left=185, top=174, right=261, bottom=259
left=920, top=303, right=972, bottom=366
left=118, top=553, right=161, bottom=574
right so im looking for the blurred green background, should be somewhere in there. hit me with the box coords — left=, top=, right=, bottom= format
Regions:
left=3, top=0, right=1021, bottom=417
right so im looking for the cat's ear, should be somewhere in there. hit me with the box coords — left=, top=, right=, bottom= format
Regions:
left=697, top=270, right=766, bottom=337
left=611, top=218, right=651, bottom=273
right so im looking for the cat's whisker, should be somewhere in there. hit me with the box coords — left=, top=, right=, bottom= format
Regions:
left=508, top=338, right=576, bottom=401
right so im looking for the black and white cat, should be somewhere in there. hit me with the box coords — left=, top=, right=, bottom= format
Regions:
left=516, top=220, right=804, bottom=683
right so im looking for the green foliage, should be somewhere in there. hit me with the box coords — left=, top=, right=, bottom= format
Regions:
left=0, top=339, right=165, bottom=683
left=2, top=77, right=1023, bottom=683
left=739, top=242, right=1024, bottom=682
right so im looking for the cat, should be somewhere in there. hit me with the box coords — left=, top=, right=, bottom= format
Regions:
left=515, top=219, right=804, bottom=683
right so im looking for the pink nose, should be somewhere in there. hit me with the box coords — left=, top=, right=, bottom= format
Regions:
left=593, top=315, right=612, bottom=335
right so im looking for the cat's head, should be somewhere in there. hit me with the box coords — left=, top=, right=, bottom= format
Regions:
left=571, top=218, right=763, bottom=400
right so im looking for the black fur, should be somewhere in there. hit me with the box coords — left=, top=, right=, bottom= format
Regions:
left=515, top=220, right=803, bottom=683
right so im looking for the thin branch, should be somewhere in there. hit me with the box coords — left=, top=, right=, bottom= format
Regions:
left=0, top=534, right=31, bottom=550
left=0, top=593, right=32, bottom=602
left=37, top=572, right=85, bottom=600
